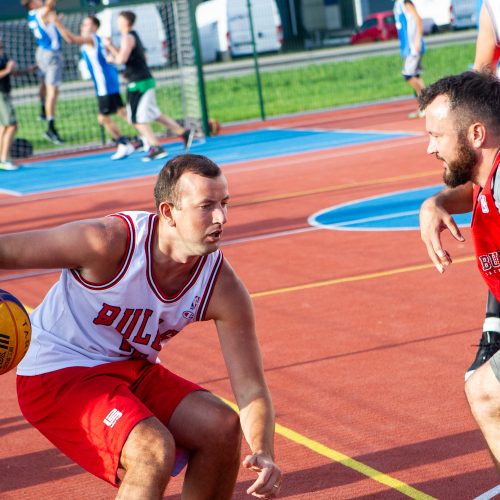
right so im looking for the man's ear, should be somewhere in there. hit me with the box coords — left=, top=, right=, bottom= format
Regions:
left=469, top=122, right=487, bottom=149
left=159, top=201, right=176, bottom=227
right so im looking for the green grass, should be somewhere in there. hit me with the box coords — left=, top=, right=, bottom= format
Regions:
left=15, top=42, right=476, bottom=152
left=206, top=43, right=476, bottom=122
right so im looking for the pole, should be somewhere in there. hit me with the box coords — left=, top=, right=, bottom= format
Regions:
left=188, top=0, right=210, bottom=136
left=246, top=0, right=266, bottom=121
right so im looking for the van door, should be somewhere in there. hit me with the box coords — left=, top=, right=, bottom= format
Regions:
left=228, top=0, right=282, bottom=57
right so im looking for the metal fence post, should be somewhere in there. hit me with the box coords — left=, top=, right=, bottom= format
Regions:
left=188, top=0, right=210, bottom=136
left=246, top=0, right=266, bottom=121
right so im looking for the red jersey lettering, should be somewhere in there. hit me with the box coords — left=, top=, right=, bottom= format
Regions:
left=472, top=152, right=500, bottom=300
left=93, top=303, right=121, bottom=326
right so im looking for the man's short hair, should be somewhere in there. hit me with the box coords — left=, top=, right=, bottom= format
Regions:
left=418, top=71, right=500, bottom=135
left=87, top=15, right=100, bottom=29
left=119, top=11, right=136, bottom=27
left=21, top=0, right=32, bottom=9
left=154, top=154, right=221, bottom=210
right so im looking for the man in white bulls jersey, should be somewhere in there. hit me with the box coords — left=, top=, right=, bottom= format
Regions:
left=1, top=154, right=282, bottom=498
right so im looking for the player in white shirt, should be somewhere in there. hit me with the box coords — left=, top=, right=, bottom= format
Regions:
left=2, top=154, right=282, bottom=499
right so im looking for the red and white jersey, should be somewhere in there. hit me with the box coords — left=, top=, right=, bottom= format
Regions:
left=17, top=211, right=224, bottom=375
left=472, top=152, right=500, bottom=301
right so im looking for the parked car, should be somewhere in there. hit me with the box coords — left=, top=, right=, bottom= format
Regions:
left=450, top=0, right=479, bottom=29
left=350, top=11, right=398, bottom=45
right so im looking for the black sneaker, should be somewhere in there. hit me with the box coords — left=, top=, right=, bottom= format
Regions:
left=130, top=136, right=144, bottom=151
left=44, top=129, right=64, bottom=145
left=180, top=129, right=194, bottom=151
left=141, top=146, right=168, bottom=162
left=465, top=331, right=500, bottom=380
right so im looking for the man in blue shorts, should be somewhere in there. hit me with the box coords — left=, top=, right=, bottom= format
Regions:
left=54, top=15, right=135, bottom=160
left=394, top=0, right=426, bottom=119
left=22, top=0, right=64, bottom=144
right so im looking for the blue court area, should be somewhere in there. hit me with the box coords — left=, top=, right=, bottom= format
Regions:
left=309, top=185, right=472, bottom=231
left=0, top=128, right=411, bottom=196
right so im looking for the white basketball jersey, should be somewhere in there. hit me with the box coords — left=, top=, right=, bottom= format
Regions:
left=17, top=211, right=224, bottom=375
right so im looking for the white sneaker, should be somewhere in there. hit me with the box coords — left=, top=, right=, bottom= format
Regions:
left=408, top=110, right=426, bottom=119
left=111, top=142, right=134, bottom=160
left=0, top=160, right=19, bottom=170
left=141, top=137, right=151, bottom=153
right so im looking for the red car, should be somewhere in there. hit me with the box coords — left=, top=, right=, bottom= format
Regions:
left=350, top=11, right=398, bottom=44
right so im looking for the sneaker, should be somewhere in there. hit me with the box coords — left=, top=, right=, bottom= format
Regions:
left=408, top=110, right=426, bottom=119
left=131, top=136, right=151, bottom=153
left=180, top=128, right=194, bottom=151
left=465, top=331, right=500, bottom=380
left=44, top=129, right=64, bottom=145
left=130, top=136, right=144, bottom=151
left=141, top=146, right=168, bottom=162
left=0, top=160, right=19, bottom=171
left=110, top=142, right=134, bottom=160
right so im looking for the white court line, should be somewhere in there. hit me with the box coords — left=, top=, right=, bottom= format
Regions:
left=326, top=209, right=419, bottom=228
left=473, top=485, right=500, bottom=500
left=224, top=135, right=425, bottom=175
left=0, top=188, right=22, bottom=196
left=222, top=226, right=320, bottom=246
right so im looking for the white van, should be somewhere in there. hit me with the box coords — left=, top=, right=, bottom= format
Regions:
left=412, top=0, right=452, bottom=33
left=97, top=2, right=168, bottom=68
left=196, top=0, right=282, bottom=63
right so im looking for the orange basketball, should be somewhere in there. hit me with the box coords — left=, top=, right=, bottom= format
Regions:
left=208, top=118, right=221, bottom=136
left=0, top=289, right=31, bottom=375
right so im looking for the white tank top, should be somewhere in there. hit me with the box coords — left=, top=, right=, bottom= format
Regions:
left=17, top=211, right=224, bottom=375
left=485, top=0, right=500, bottom=46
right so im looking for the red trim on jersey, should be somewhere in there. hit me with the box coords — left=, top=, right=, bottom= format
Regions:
left=471, top=151, right=500, bottom=300
left=145, top=214, right=208, bottom=303
left=196, top=251, right=224, bottom=321
left=70, top=213, right=136, bottom=291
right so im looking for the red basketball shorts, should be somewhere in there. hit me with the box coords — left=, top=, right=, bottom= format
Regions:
left=17, top=359, right=203, bottom=485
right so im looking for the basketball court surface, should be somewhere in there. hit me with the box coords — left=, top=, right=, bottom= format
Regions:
left=1, top=99, right=499, bottom=499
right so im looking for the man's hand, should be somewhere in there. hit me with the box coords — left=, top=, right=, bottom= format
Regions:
left=419, top=197, right=465, bottom=273
left=5, top=60, right=15, bottom=74
left=243, top=452, right=282, bottom=498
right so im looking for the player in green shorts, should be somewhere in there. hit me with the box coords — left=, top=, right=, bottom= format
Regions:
left=104, top=10, right=194, bottom=162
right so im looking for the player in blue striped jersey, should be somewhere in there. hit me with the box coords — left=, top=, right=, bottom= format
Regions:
left=55, top=15, right=135, bottom=160
left=22, top=0, right=64, bottom=144
left=394, top=0, right=426, bottom=119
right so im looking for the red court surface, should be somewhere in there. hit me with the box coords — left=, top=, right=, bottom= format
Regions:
left=1, top=99, right=499, bottom=499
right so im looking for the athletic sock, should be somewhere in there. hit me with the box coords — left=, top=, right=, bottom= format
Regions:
left=483, top=316, right=500, bottom=333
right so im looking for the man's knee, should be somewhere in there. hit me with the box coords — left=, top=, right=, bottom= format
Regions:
left=207, top=402, right=242, bottom=453
left=465, top=364, right=500, bottom=421
left=121, top=417, right=176, bottom=474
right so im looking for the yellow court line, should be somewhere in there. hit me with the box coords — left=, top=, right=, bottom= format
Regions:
left=250, top=256, right=475, bottom=299
left=232, top=170, right=439, bottom=207
left=219, top=397, right=436, bottom=500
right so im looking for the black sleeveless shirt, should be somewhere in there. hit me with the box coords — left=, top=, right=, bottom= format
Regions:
left=124, top=31, right=152, bottom=83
